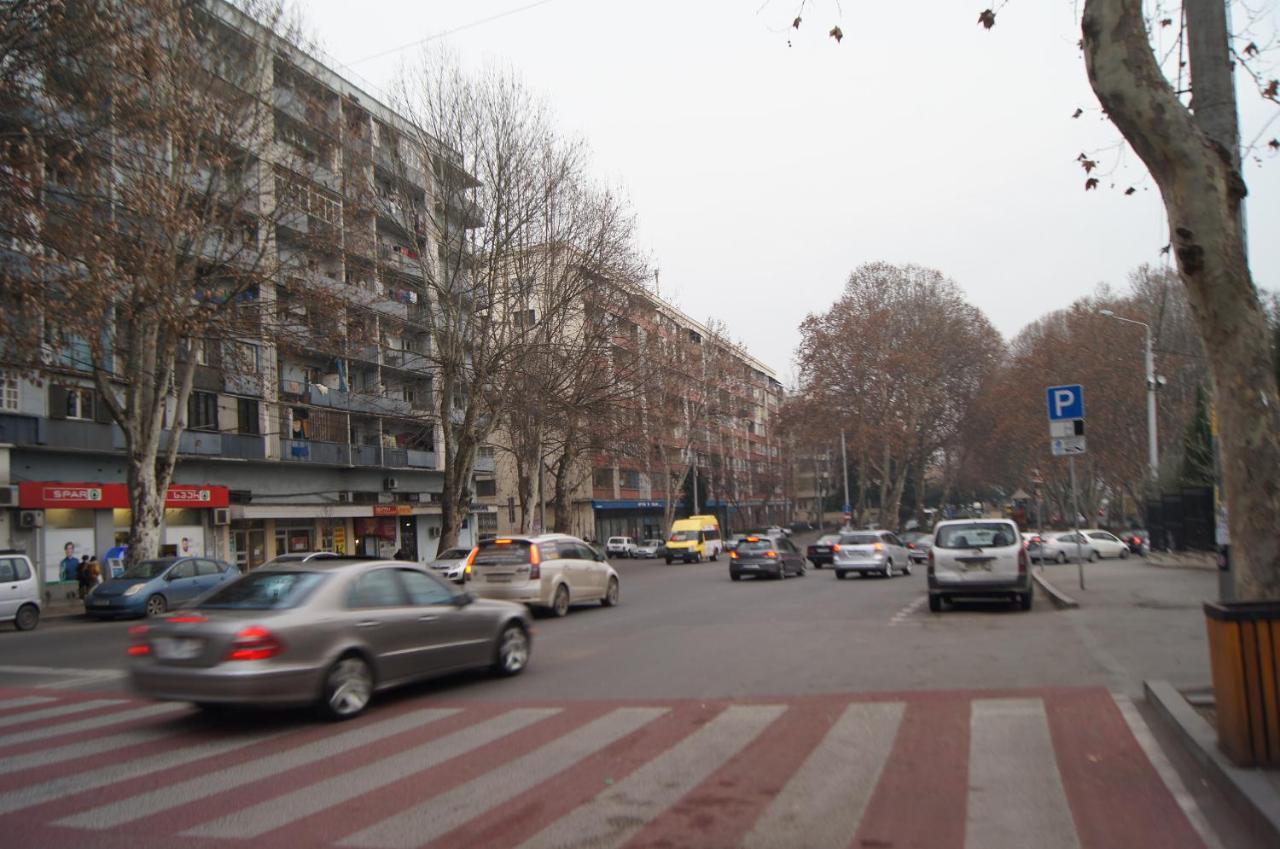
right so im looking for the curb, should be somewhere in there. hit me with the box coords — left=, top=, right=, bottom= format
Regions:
left=1032, top=571, right=1078, bottom=609
left=1145, top=680, right=1280, bottom=847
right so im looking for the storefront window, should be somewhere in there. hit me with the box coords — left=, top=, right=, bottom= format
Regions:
left=42, top=508, right=95, bottom=585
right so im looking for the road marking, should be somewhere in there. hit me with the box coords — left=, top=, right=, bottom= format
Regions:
left=0, top=664, right=126, bottom=690
left=0, top=724, right=287, bottom=815
left=0, top=698, right=124, bottom=729
left=58, top=706, right=460, bottom=829
left=966, top=698, right=1081, bottom=849
left=514, top=704, right=787, bottom=849
left=0, top=702, right=186, bottom=749
left=1113, top=693, right=1224, bottom=849
left=0, top=696, right=57, bottom=711
left=0, top=722, right=181, bottom=774
left=742, top=701, right=904, bottom=849
left=340, top=707, right=670, bottom=849
left=889, top=595, right=927, bottom=626
left=184, top=707, right=561, bottom=840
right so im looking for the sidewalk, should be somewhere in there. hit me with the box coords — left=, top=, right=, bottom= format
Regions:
left=1147, top=550, right=1218, bottom=571
left=39, top=590, right=89, bottom=620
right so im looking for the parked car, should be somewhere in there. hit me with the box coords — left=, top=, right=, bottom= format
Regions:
left=261, top=551, right=340, bottom=567
left=87, top=557, right=240, bottom=618
left=0, top=550, right=41, bottom=631
left=728, top=535, right=807, bottom=580
left=928, top=518, right=1032, bottom=612
left=1037, top=530, right=1130, bottom=562
left=805, top=534, right=842, bottom=569
left=789, top=521, right=814, bottom=533
left=634, top=539, right=665, bottom=559
left=427, top=547, right=472, bottom=583
left=467, top=534, right=620, bottom=617
left=128, top=559, right=532, bottom=720
left=903, top=531, right=934, bottom=564
left=605, top=536, right=637, bottom=559
left=832, top=530, right=912, bottom=579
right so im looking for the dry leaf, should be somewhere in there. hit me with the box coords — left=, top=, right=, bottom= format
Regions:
left=1085, top=178, right=1099, bottom=191
left=1124, top=187, right=1136, bottom=195
left=1160, top=18, right=1173, bottom=28
left=829, top=25, right=843, bottom=43
left=1244, top=42, right=1259, bottom=58
left=1264, top=80, right=1279, bottom=100
left=1072, top=108, right=1083, bottom=118
left=793, top=16, right=802, bottom=30
left=978, top=9, right=996, bottom=30
left=1269, top=138, right=1280, bottom=152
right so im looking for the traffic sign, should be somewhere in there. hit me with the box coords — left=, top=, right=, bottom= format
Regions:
left=1051, top=435, right=1087, bottom=456
left=1046, top=385, right=1085, bottom=421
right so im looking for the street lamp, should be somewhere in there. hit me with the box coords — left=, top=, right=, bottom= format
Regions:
left=1099, top=309, right=1160, bottom=479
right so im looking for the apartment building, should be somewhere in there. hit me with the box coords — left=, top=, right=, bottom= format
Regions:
left=0, top=0, right=496, bottom=585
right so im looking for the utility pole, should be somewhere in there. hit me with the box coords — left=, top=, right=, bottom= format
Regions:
left=691, top=455, right=699, bottom=514
left=840, top=430, right=851, bottom=526
left=1070, top=455, right=1084, bottom=591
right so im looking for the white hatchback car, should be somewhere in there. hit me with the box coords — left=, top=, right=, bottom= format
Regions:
left=1044, top=529, right=1131, bottom=562
left=831, top=530, right=912, bottom=578
left=0, top=551, right=41, bottom=631
left=467, top=534, right=620, bottom=617
left=928, top=519, right=1032, bottom=612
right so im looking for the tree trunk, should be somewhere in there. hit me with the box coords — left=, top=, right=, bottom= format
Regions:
left=1083, top=0, right=1280, bottom=600
left=551, top=441, right=574, bottom=534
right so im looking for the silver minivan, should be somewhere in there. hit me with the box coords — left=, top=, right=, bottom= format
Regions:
left=0, top=551, right=41, bottom=630
left=467, top=534, right=621, bottom=617
left=928, top=519, right=1031, bottom=612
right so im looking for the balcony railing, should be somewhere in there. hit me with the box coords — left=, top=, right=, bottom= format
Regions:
left=280, top=438, right=350, bottom=465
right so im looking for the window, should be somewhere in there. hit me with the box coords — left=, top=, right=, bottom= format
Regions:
left=348, top=569, right=406, bottom=608
left=237, top=398, right=260, bottom=435
left=200, top=572, right=327, bottom=610
left=474, top=478, right=496, bottom=497
left=196, top=559, right=223, bottom=576
left=188, top=391, right=218, bottom=432
left=477, top=512, right=498, bottom=531
left=60, top=386, right=95, bottom=420
left=620, top=470, right=641, bottom=489
left=0, top=557, right=30, bottom=582
left=399, top=569, right=454, bottom=605
left=593, top=468, right=614, bottom=489
left=0, top=371, right=18, bottom=412
left=170, top=560, right=197, bottom=580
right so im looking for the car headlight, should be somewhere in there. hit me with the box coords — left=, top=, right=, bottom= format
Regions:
left=123, top=583, right=145, bottom=596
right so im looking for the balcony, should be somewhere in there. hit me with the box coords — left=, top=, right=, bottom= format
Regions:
left=221, top=433, right=266, bottom=460
left=45, top=418, right=115, bottom=451
left=351, top=445, right=379, bottom=466
left=306, top=384, right=412, bottom=416
left=474, top=454, right=496, bottom=473
left=280, top=438, right=350, bottom=465
left=373, top=145, right=427, bottom=188
left=406, top=449, right=437, bottom=469
left=382, top=348, right=431, bottom=373
left=176, top=430, right=222, bottom=456
left=376, top=242, right=425, bottom=279
left=0, top=413, right=39, bottom=445
left=224, top=372, right=262, bottom=397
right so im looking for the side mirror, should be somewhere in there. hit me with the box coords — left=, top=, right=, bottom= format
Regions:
left=453, top=591, right=475, bottom=607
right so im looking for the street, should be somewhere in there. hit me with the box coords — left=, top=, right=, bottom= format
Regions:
left=0, top=540, right=1243, bottom=848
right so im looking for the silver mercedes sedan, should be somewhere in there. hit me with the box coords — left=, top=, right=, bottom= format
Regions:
left=128, top=558, right=533, bottom=719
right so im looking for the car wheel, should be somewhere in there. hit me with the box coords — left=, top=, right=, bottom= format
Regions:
left=798, top=563, right=807, bottom=576
left=903, top=561, right=912, bottom=576
left=710, top=551, right=718, bottom=562
left=929, top=594, right=942, bottom=613
left=1055, top=552, right=1067, bottom=564
left=145, top=594, right=168, bottom=617
left=601, top=577, right=620, bottom=607
left=836, top=571, right=847, bottom=580
left=884, top=560, right=894, bottom=577
left=1119, top=548, right=1130, bottom=559
left=492, top=623, right=530, bottom=676
left=664, top=557, right=672, bottom=565
left=14, top=603, right=39, bottom=631
left=1019, top=591, right=1033, bottom=611
left=1088, top=550, right=1099, bottom=563
left=730, top=572, right=741, bottom=581
left=552, top=585, right=571, bottom=617
left=319, top=654, right=374, bottom=720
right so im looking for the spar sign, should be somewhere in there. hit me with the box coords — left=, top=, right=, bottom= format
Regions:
left=19, top=482, right=229, bottom=509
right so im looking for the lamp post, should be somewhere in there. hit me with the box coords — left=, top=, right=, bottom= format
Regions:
left=1099, top=309, right=1159, bottom=479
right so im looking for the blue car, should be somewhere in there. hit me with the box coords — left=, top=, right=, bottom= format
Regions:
left=85, top=556, right=240, bottom=618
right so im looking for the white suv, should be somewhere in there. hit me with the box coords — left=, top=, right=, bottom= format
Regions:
left=468, top=534, right=621, bottom=617
left=604, top=536, right=637, bottom=559
left=928, top=519, right=1032, bottom=612
left=0, top=551, right=41, bottom=631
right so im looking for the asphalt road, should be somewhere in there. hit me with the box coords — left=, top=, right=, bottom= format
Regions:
left=0, top=536, right=1216, bottom=702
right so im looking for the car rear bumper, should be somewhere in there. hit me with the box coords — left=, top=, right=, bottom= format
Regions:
left=833, top=559, right=888, bottom=573
left=471, top=583, right=549, bottom=607
left=731, top=561, right=783, bottom=577
left=129, top=660, right=322, bottom=706
left=929, top=575, right=1031, bottom=595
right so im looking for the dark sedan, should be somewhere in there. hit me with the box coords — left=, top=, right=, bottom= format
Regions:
left=805, top=534, right=841, bottom=569
left=729, top=535, right=807, bottom=581
left=128, top=558, right=533, bottom=719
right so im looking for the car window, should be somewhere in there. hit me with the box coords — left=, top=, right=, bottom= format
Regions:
left=438, top=549, right=470, bottom=560
left=0, top=558, right=17, bottom=582
left=195, top=559, right=222, bottom=576
left=473, top=539, right=535, bottom=566
left=13, top=558, right=31, bottom=580
left=200, top=571, right=327, bottom=610
left=1089, top=532, right=1118, bottom=542
left=782, top=539, right=798, bottom=554
left=399, top=569, right=455, bottom=605
left=348, top=569, right=407, bottom=608
left=123, top=560, right=172, bottom=580
left=839, top=533, right=879, bottom=546
left=933, top=523, right=1018, bottom=549
left=170, top=560, right=197, bottom=580
left=736, top=538, right=779, bottom=554
left=886, top=534, right=902, bottom=547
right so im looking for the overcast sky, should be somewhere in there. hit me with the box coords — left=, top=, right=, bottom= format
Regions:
left=297, top=0, right=1280, bottom=382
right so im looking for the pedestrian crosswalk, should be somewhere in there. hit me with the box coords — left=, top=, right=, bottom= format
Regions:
left=0, top=684, right=1215, bottom=849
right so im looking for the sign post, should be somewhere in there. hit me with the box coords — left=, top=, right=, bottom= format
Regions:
left=1047, top=384, right=1087, bottom=590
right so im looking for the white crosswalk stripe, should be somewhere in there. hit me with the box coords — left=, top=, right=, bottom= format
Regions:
left=57, top=706, right=460, bottom=829
left=184, top=707, right=561, bottom=840
left=965, top=698, right=1081, bottom=849
left=341, top=707, right=670, bottom=849
left=0, top=722, right=183, bottom=774
left=0, top=701, right=186, bottom=749
left=0, top=698, right=124, bottom=729
left=515, top=704, right=787, bottom=849
left=741, top=701, right=904, bottom=849
left=0, top=696, right=58, bottom=711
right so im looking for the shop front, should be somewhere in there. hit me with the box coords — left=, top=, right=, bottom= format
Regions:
left=592, top=499, right=666, bottom=545
left=17, top=482, right=229, bottom=588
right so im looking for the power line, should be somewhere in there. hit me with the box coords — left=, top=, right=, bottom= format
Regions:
left=344, top=0, right=559, bottom=66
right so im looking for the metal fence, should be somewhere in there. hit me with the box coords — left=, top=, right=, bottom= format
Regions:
left=1145, top=487, right=1214, bottom=551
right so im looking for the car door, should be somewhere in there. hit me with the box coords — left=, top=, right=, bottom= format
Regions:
left=1089, top=532, right=1123, bottom=558
left=193, top=559, right=227, bottom=595
left=0, top=557, right=22, bottom=620
left=577, top=541, right=610, bottom=596
left=397, top=568, right=492, bottom=672
left=780, top=538, right=803, bottom=574
left=555, top=541, right=590, bottom=597
left=164, top=559, right=204, bottom=604
left=885, top=533, right=909, bottom=567
left=344, top=567, right=422, bottom=684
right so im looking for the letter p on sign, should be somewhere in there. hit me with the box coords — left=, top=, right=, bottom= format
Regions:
left=1045, top=384, right=1084, bottom=421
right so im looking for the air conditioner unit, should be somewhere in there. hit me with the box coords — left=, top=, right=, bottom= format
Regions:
left=336, top=491, right=351, bottom=503
left=19, top=510, right=43, bottom=529
left=212, top=507, right=230, bottom=526
left=383, top=477, right=398, bottom=491
left=0, top=486, right=17, bottom=507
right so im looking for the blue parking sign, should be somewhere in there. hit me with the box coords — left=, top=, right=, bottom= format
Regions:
left=1046, top=384, right=1085, bottom=421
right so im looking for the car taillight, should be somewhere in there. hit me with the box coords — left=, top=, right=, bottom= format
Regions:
left=226, top=626, right=283, bottom=661
left=765, top=550, right=778, bottom=559
left=168, top=614, right=207, bottom=624
left=528, top=544, right=541, bottom=579
left=127, top=624, right=150, bottom=656
left=906, top=542, right=916, bottom=549
left=1018, top=547, right=1029, bottom=575
left=873, top=543, right=884, bottom=552
left=832, top=544, right=841, bottom=553
left=729, top=551, right=738, bottom=560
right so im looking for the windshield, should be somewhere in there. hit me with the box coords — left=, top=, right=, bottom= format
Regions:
left=121, top=560, right=171, bottom=580
left=839, top=534, right=879, bottom=546
left=816, top=535, right=841, bottom=545
left=669, top=531, right=696, bottom=542
left=198, top=571, right=327, bottom=609
left=735, top=539, right=777, bottom=553
left=436, top=549, right=470, bottom=560
left=473, top=540, right=534, bottom=566
left=934, top=523, right=1018, bottom=549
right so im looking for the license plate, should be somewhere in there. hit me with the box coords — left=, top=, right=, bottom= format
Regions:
left=92, top=599, right=111, bottom=606
left=814, top=548, right=829, bottom=553
left=486, top=575, right=512, bottom=583
left=152, top=637, right=203, bottom=660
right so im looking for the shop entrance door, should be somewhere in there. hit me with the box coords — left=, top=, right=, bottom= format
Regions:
left=232, top=528, right=267, bottom=571
left=399, top=516, right=418, bottom=561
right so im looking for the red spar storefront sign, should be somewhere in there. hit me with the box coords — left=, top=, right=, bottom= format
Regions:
left=18, top=482, right=230, bottom=510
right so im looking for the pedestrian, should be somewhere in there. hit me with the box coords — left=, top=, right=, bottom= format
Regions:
left=76, top=555, right=91, bottom=599
left=87, top=556, right=102, bottom=588
left=59, top=542, right=79, bottom=584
